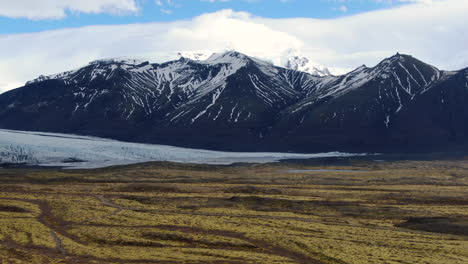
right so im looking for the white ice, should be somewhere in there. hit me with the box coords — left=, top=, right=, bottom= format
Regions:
left=0, top=129, right=368, bottom=169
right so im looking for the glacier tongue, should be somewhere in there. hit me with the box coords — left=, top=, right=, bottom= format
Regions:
left=0, top=129, right=367, bottom=169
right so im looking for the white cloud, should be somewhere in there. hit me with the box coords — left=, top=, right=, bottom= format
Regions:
left=0, top=9, right=303, bottom=92
left=0, top=83, right=9, bottom=93
left=0, top=0, right=467, bottom=92
left=257, top=0, right=468, bottom=71
left=0, top=0, right=139, bottom=20
left=0, top=82, right=22, bottom=93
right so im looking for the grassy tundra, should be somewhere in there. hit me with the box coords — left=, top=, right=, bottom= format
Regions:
left=0, top=158, right=467, bottom=264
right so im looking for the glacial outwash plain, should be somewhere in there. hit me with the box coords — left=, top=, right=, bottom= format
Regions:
left=0, top=157, right=466, bottom=264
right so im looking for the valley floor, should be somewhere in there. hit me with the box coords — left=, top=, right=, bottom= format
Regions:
left=0, top=158, right=467, bottom=264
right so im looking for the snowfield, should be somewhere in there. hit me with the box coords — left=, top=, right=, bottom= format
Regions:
left=0, top=129, right=368, bottom=169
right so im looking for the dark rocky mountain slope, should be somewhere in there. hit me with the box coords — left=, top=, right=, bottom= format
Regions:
left=1, top=51, right=467, bottom=152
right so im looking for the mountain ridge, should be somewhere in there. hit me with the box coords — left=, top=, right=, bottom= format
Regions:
left=1, top=51, right=467, bottom=153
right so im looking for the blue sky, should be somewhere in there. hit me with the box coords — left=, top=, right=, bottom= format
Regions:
left=0, top=0, right=409, bottom=35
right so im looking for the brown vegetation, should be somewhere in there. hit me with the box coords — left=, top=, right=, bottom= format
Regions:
left=0, top=158, right=467, bottom=263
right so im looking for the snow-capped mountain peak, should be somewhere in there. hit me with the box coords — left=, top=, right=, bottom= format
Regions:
left=26, top=50, right=335, bottom=87
left=205, top=51, right=251, bottom=64
left=284, top=55, right=332, bottom=77
left=177, top=51, right=211, bottom=61
left=374, top=53, right=442, bottom=85
left=89, top=57, right=147, bottom=66
left=175, top=50, right=333, bottom=77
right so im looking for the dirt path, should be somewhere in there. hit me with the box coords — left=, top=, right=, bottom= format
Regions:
left=1, top=193, right=465, bottom=264
left=92, top=196, right=468, bottom=240
left=50, top=230, right=66, bottom=256
left=161, top=225, right=325, bottom=264
left=0, top=197, right=244, bottom=264
left=97, top=196, right=326, bottom=264
left=78, top=196, right=123, bottom=225
left=1, top=190, right=465, bottom=238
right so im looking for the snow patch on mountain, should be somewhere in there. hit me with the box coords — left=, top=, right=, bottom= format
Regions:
left=280, top=49, right=332, bottom=76
left=177, top=51, right=211, bottom=61
left=205, top=51, right=249, bottom=66
left=89, top=57, right=147, bottom=66
left=176, top=50, right=333, bottom=77
left=284, top=55, right=331, bottom=77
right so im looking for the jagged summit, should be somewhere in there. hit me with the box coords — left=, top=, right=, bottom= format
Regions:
left=176, top=51, right=210, bottom=61
left=206, top=50, right=249, bottom=61
left=29, top=50, right=334, bottom=84
left=202, top=51, right=252, bottom=70
left=177, top=50, right=334, bottom=76
left=89, top=57, right=148, bottom=66
left=284, top=55, right=332, bottom=77
left=377, top=53, right=434, bottom=69
left=31, top=51, right=439, bottom=88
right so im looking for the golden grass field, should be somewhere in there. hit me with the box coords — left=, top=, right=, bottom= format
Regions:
left=0, top=158, right=467, bottom=264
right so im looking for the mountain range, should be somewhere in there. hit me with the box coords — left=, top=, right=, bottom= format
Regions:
left=1, top=51, right=467, bottom=153
left=177, top=50, right=333, bottom=77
